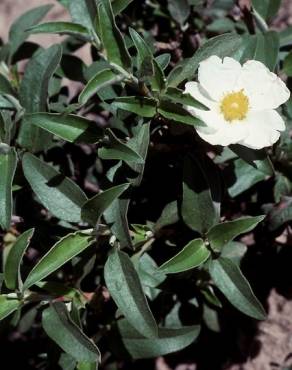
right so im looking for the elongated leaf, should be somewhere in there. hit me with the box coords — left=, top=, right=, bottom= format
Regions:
left=209, top=257, right=266, bottom=320
left=159, top=238, right=210, bottom=274
left=251, top=0, right=282, bottom=20
left=182, top=156, right=220, bottom=234
left=18, top=45, right=62, bottom=152
left=129, top=28, right=154, bottom=74
left=98, top=129, right=143, bottom=163
left=0, top=147, right=17, bottom=230
left=240, top=32, right=279, bottom=71
left=9, top=4, right=53, bottom=56
left=163, top=87, right=207, bottom=109
left=158, top=100, right=203, bottom=127
left=169, top=33, right=243, bottom=87
left=155, top=201, right=179, bottom=231
left=112, top=0, right=134, bottom=15
left=28, top=22, right=90, bottom=39
left=42, top=302, right=100, bottom=362
left=113, top=97, right=157, bottom=117
left=22, top=153, right=87, bottom=223
left=167, top=0, right=190, bottom=26
left=4, top=228, right=34, bottom=290
left=82, top=183, right=129, bottom=225
left=0, top=75, right=14, bottom=95
left=118, top=319, right=200, bottom=359
left=27, top=113, right=103, bottom=144
left=98, top=0, right=131, bottom=68
left=79, top=69, right=123, bottom=105
left=0, top=295, right=21, bottom=321
left=207, top=216, right=265, bottom=251
left=23, top=231, right=94, bottom=290
left=228, top=158, right=266, bottom=198
left=230, top=145, right=274, bottom=176
left=283, top=51, right=292, bottom=76
left=104, top=250, right=158, bottom=338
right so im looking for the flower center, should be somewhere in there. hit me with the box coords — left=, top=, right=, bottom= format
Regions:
left=220, top=90, right=249, bottom=122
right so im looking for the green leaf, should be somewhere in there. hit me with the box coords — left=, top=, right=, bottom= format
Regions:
left=163, top=87, right=208, bottom=110
left=112, top=0, right=134, bottom=15
left=81, top=183, right=129, bottom=225
left=18, top=45, right=62, bottom=152
left=9, top=4, right=53, bottom=56
left=68, top=0, right=96, bottom=30
left=98, top=0, right=131, bottom=68
left=118, top=319, right=200, bottom=359
left=240, top=31, right=279, bottom=71
left=113, top=97, right=157, bottom=117
left=0, top=295, right=21, bottom=321
left=167, top=0, right=190, bottom=26
left=42, top=302, right=100, bottom=362
left=79, top=69, right=123, bottom=105
left=0, top=75, right=14, bottom=95
left=0, top=147, right=17, bottom=230
left=28, top=22, right=91, bottom=39
left=279, top=26, right=292, bottom=47
left=228, top=159, right=266, bottom=198
left=182, top=156, right=220, bottom=234
left=4, top=228, right=34, bottom=290
left=283, top=51, right=292, bottom=77
left=267, top=197, right=292, bottom=231
left=209, top=257, right=266, bottom=320
left=207, top=216, right=265, bottom=251
left=155, top=201, right=179, bottom=231
left=23, top=231, right=94, bottom=290
left=156, top=53, right=171, bottom=70
left=251, top=0, right=282, bottom=20
left=159, top=238, right=210, bottom=274
left=168, top=33, right=242, bottom=87
left=221, top=241, right=247, bottom=265
left=230, top=145, right=274, bottom=176
left=104, top=249, right=158, bottom=338
left=98, top=129, right=144, bottom=163
left=27, top=113, right=103, bottom=144
left=158, top=100, right=203, bottom=126
left=22, top=153, right=87, bottom=223
left=129, top=28, right=154, bottom=74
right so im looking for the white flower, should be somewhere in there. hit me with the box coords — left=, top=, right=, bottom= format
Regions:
left=184, top=55, right=290, bottom=149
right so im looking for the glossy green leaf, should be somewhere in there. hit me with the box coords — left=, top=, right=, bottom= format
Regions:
left=155, top=200, right=179, bottom=231
left=4, top=228, right=34, bottom=290
left=158, top=100, right=203, bottom=126
left=28, top=22, right=90, bottom=39
left=0, top=295, right=21, bottom=321
left=159, top=238, right=210, bottom=274
left=113, top=96, right=157, bottom=117
left=112, top=0, right=134, bottom=15
left=230, top=145, right=274, bottom=176
left=163, top=87, right=208, bottom=110
left=251, top=0, right=282, bottom=20
left=27, top=113, right=103, bottom=144
left=182, top=156, right=220, bottom=234
left=18, top=45, right=62, bottom=152
left=228, top=159, right=266, bottom=198
left=207, top=216, right=265, bottom=251
left=42, top=302, right=100, bottom=362
left=0, top=147, right=17, bottom=230
left=104, top=249, right=158, bottom=338
left=82, top=183, right=129, bottom=225
left=209, top=257, right=266, bottom=320
left=79, top=69, right=123, bottom=105
left=118, top=319, right=200, bottom=359
left=240, top=31, right=279, bottom=71
left=129, top=28, right=154, bottom=74
left=22, top=153, right=87, bottom=223
left=168, top=33, right=242, bottom=87
left=98, top=129, right=144, bottom=163
left=98, top=0, right=131, bottom=68
left=23, top=231, right=94, bottom=290
left=9, top=4, right=53, bottom=56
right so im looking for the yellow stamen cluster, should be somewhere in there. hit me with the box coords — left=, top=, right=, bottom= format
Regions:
left=220, top=90, right=249, bottom=122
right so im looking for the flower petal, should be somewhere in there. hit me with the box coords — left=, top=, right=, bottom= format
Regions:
left=198, top=56, right=242, bottom=101
left=184, top=81, right=215, bottom=109
left=195, top=110, right=248, bottom=146
left=238, top=110, right=285, bottom=149
left=238, top=60, right=290, bottom=110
